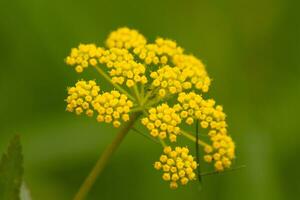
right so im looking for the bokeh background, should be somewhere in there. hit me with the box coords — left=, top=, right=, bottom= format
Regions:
left=0, top=0, right=299, bottom=199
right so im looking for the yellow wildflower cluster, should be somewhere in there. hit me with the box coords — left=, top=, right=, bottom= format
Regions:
left=204, top=133, right=235, bottom=171
left=65, top=44, right=104, bottom=73
left=176, top=92, right=226, bottom=128
left=66, top=80, right=100, bottom=117
left=175, top=92, right=235, bottom=171
left=141, top=104, right=181, bottom=142
left=98, top=48, right=147, bottom=87
left=106, top=27, right=147, bottom=49
left=154, top=146, right=198, bottom=189
left=65, top=27, right=237, bottom=189
left=173, top=55, right=211, bottom=92
left=150, top=65, right=192, bottom=97
left=133, top=38, right=183, bottom=65
left=92, top=91, right=133, bottom=128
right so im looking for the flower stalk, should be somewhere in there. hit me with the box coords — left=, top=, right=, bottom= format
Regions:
left=180, top=130, right=209, bottom=147
left=73, top=112, right=142, bottom=200
left=94, top=65, right=135, bottom=101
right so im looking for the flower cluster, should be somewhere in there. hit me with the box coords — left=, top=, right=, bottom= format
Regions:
left=175, top=92, right=235, bottom=170
left=173, top=55, right=211, bottom=92
left=65, top=27, right=236, bottom=189
left=106, top=27, right=147, bottom=49
left=203, top=133, right=235, bottom=171
left=141, top=104, right=181, bottom=142
left=133, top=38, right=183, bottom=65
left=65, top=44, right=104, bottom=73
left=66, top=80, right=133, bottom=127
left=93, top=91, right=133, bottom=128
left=154, top=146, right=198, bottom=189
left=176, top=92, right=228, bottom=131
left=150, top=66, right=190, bottom=97
left=66, top=80, right=100, bottom=117
left=98, top=48, right=147, bottom=87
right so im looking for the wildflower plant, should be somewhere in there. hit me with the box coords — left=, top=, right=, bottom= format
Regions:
left=65, top=27, right=236, bottom=199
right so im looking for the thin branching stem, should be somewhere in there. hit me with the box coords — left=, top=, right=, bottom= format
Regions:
left=159, top=138, right=167, bottom=147
left=133, top=85, right=142, bottom=105
left=180, top=130, right=209, bottom=147
left=94, top=65, right=135, bottom=101
left=73, top=112, right=142, bottom=200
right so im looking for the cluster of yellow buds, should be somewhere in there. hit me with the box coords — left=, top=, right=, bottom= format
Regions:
left=66, top=80, right=100, bottom=117
left=97, top=48, right=147, bottom=87
left=204, top=133, right=235, bottom=171
left=65, top=27, right=236, bottom=189
left=133, top=38, right=183, bottom=65
left=141, top=104, right=181, bottom=142
left=150, top=66, right=191, bottom=97
left=154, top=146, right=198, bottom=189
left=176, top=92, right=227, bottom=129
left=106, top=27, right=147, bottom=49
left=173, top=55, right=211, bottom=92
left=92, top=91, right=133, bottom=128
left=175, top=92, right=235, bottom=170
left=65, top=44, right=104, bottom=73
left=176, top=92, right=203, bottom=125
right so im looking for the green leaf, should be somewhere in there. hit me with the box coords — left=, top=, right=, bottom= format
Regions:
left=0, top=135, right=23, bottom=200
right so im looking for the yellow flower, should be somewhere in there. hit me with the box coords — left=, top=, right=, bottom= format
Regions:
left=65, top=44, right=105, bottom=73
left=154, top=146, right=198, bottom=189
left=176, top=92, right=226, bottom=129
left=65, top=27, right=237, bottom=189
left=149, top=66, right=188, bottom=97
left=106, top=27, right=147, bottom=49
left=133, top=38, right=183, bottom=65
left=98, top=48, right=147, bottom=87
left=204, top=134, right=235, bottom=171
left=175, top=92, right=235, bottom=170
left=65, top=80, right=100, bottom=117
left=141, top=104, right=181, bottom=142
left=173, top=55, right=211, bottom=92
left=92, top=90, right=133, bottom=127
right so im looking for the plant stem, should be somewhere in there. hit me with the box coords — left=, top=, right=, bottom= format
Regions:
left=141, top=88, right=154, bottom=104
left=180, top=130, right=209, bottom=147
left=73, top=112, right=142, bottom=200
left=94, top=65, right=135, bottom=101
left=133, top=85, right=142, bottom=105
left=159, top=138, right=167, bottom=147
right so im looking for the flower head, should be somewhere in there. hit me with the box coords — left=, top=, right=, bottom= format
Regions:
left=106, top=27, right=147, bottom=49
left=66, top=80, right=100, bottom=117
left=65, top=27, right=236, bottom=189
left=204, top=133, right=235, bottom=171
left=98, top=48, right=147, bottom=87
left=141, top=104, right=181, bottom=142
left=93, top=91, right=133, bottom=127
left=154, top=146, right=198, bottom=189
left=66, top=44, right=104, bottom=73
left=133, top=38, right=183, bottom=65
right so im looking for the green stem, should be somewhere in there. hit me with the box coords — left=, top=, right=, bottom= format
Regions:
left=141, top=88, right=155, bottom=104
left=133, top=85, right=142, bottom=105
left=73, top=112, right=141, bottom=200
left=94, top=65, right=135, bottom=101
left=143, top=93, right=172, bottom=109
left=159, top=138, right=167, bottom=147
left=141, top=84, right=145, bottom=99
left=180, top=130, right=209, bottom=147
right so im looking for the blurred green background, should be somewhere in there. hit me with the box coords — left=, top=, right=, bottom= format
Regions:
left=0, top=0, right=299, bottom=199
